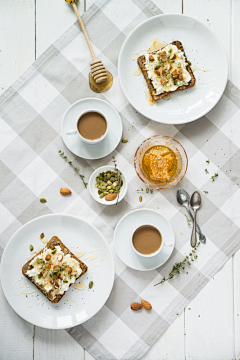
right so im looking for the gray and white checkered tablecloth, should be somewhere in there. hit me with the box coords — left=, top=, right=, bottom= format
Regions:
left=1, top=0, right=240, bottom=359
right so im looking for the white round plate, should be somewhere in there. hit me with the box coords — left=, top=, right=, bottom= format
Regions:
left=89, top=165, right=128, bottom=205
left=114, top=209, right=175, bottom=271
left=61, top=98, right=122, bottom=159
left=118, top=14, right=228, bottom=124
left=0, top=214, right=115, bottom=329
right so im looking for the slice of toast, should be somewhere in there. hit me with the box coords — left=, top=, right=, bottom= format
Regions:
left=137, top=40, right=195, bottom=101
left=22, top=236, right=88, bottom=303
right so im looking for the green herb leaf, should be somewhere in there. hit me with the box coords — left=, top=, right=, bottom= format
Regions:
left=184, top=214, right=191, bottom=226
left=58, top=150, right=88, bottom=188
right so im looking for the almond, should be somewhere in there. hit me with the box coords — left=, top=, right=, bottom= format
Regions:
left=45, top=254, right=51, bottom=261
left=53, top=265, right=60, bottom=271
left=131, top=302, right=143, bottom=311
left=60, top=188, right=72, bottom=195
left=105, top=193, right=117, bottom=201
left=141, top=300, right=152, bottom=311
left=66, top=266, right=72, bottom=274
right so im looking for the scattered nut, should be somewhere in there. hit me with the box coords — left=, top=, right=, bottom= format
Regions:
left=29, top=245, right=34, bottom=252
left=141, top=300, right=152, bottom=311
left=105, top=193, right=117, bottom=201
left=60, top=188, right=72, bottom=195
left=55, top=279, right=61, bottom=287
left=148, top=55, right=154, bottom=61
left=45, top=254, right=51, bottom=261
left=40, top=198, right=47, bottom=203
left=139, top=196, right=142, bottom=202
left=50, top=278, right=54, bottom=284
left=122, top=138, right=128, bottom=143
left=53, top=265, right=60, bottom=271
left=58, top=273, right=63, bottom=279
left=131, top=303, right=143, bottom=311
left=42, top=270, right=48, bottom=278
left=71, top=271, right=77, bottom=276
left=40, top=233, right=45, bottom=239
left=58, top=253, right=63, bottom=262
left=154, top=70, right=160, bottom=76
left=45, top=263, right=51, bottom=269
left=66, top=266, right=72, bottom=274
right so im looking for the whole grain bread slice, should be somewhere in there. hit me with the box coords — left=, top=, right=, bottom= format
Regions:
left=137, top=40, right=195, bottom=101
left=22, top=236, right=88, bottom=303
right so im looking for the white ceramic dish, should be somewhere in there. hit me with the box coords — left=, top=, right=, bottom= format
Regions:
left=0, top=214, right=115, bottom=329
left=89, top=165, right=127, bottom=205
left=61, top=98, right=122, bottom=159
left=118, top=14, right=228, bottom=124
left=114, top=209, right=175, bottom=271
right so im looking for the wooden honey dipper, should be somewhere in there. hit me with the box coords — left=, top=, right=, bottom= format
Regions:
left=66, top=0, right=108, bottom=84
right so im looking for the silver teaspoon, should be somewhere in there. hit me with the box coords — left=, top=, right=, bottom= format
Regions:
left=190, top=191, right=201, bottom=248
left=177, top=189, right=206, bottom=244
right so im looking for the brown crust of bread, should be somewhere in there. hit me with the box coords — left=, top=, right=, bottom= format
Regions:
left=22, top=236, right=88, bottom=303
left=137, top=40, right=195, bottom=101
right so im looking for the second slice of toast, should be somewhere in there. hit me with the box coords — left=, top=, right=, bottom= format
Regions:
left=22, top=236, right=88, bottom=303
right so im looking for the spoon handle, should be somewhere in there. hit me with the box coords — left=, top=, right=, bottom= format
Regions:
left=191, top=210, right=197, bottom=248
left=186, top=208, right=205, bottom=238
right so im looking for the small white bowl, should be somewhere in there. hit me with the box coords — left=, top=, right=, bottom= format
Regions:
left=89, top=165, right=128, bottom=205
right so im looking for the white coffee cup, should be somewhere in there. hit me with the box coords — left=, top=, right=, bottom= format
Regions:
left=66, top=109, right=108, bottom=144
left=131, top=224, right=173, bottom=258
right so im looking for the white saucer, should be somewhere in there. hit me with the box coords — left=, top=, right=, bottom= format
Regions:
left=89, top=165, right=128, bottom=205
left=114, top=209, right=175, bottom=271
left=61, top=98, right=122, bottom=159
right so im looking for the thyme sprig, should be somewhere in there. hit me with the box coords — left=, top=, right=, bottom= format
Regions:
left=58, top=150, right=87, bottom=188
left=211, top=173, right=218, bottom=181
left=112, top=156, right=122, bottom=205
left=136, top=188, right=153, bottom=194
left=154, top=242, right=201, bottom=286
left=184, top=214, right=191, bottom=226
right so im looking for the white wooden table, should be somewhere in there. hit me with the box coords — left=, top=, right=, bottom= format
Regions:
left=0, top=1, right=240, bottom=359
